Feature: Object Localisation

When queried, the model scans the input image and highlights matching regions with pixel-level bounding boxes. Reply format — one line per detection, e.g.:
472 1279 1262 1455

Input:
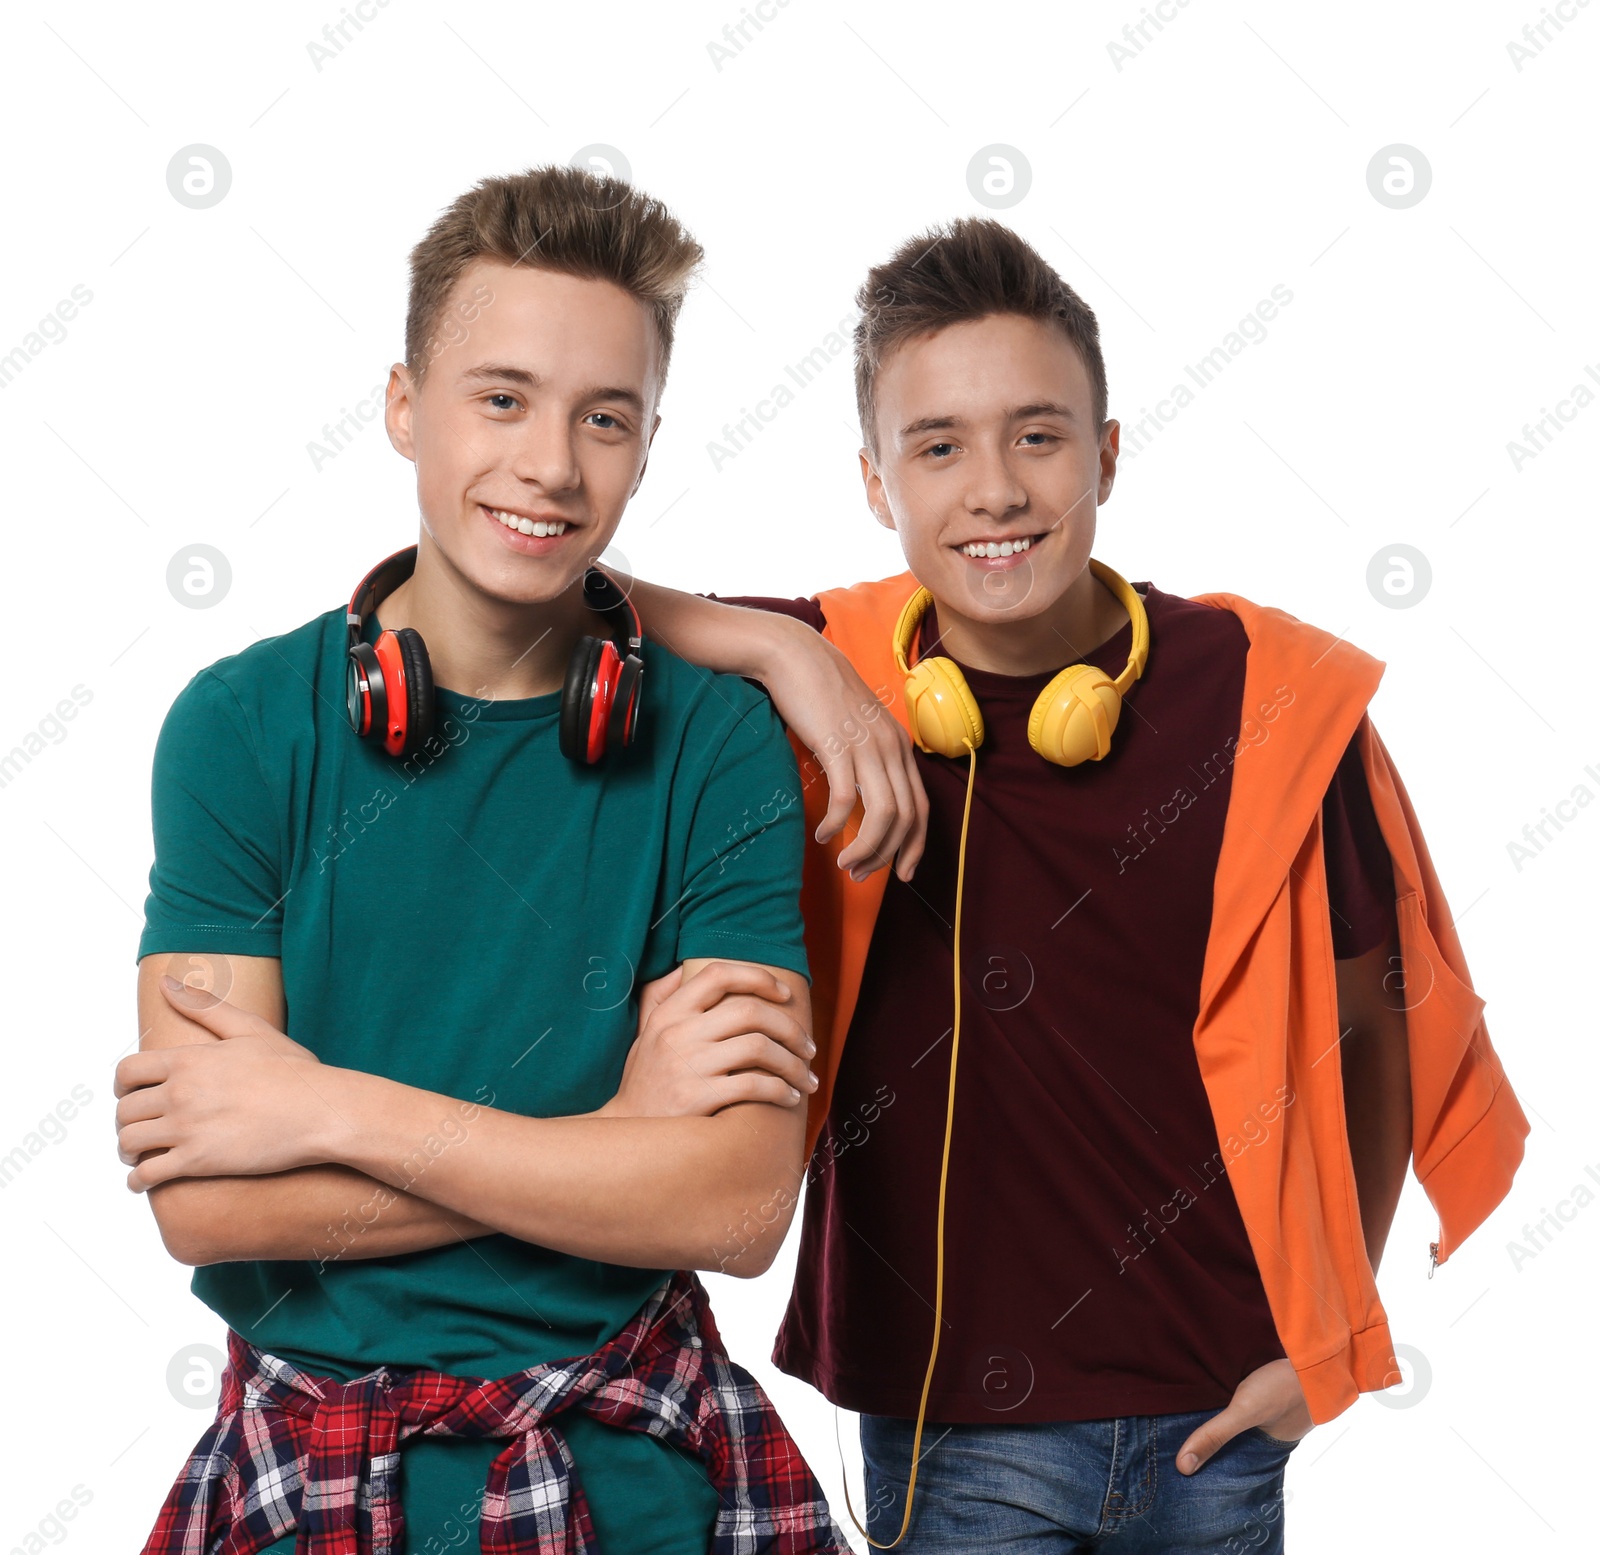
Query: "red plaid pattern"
140 1270 846 1554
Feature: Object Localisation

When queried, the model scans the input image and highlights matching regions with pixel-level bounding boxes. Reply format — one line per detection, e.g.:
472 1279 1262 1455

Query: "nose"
961 439 1028 522
507 409 581 495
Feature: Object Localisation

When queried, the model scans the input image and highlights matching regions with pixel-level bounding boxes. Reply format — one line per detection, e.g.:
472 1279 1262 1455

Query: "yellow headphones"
844 556 1152 1550
891 556 1151 766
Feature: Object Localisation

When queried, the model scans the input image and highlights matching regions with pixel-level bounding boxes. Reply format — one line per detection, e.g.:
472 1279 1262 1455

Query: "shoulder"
642 637 794 764
1142 581 1250 659
160 609 342 741
1174 581 1384 682
811 571 918 619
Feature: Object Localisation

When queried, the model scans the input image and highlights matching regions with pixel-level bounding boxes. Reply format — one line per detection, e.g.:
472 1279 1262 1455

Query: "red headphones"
344 545 644 764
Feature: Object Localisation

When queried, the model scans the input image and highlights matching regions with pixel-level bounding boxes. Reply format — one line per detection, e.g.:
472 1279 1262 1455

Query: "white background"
1 1 1595 1549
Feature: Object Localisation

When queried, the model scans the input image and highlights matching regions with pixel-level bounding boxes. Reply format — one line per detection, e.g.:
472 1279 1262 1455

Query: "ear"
385 364 417 462
859 448 896 532
1097 417 1121 505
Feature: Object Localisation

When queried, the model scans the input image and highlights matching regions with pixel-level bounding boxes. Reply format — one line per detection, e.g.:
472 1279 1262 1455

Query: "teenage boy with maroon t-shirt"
624 219 1527 1551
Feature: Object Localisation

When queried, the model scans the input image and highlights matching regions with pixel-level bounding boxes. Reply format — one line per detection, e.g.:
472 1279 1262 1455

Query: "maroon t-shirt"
715 583 1396 1422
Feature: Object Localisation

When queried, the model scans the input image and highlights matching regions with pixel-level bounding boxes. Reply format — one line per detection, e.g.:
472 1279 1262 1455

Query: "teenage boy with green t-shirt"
620 219 1526 1552
116 167 860 1554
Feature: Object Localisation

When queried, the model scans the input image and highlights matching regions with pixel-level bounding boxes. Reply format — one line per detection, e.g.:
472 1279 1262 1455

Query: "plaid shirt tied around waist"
140 1269 847 1555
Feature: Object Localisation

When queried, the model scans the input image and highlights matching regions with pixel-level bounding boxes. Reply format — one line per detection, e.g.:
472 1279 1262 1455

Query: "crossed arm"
121 950 815 1278
119 592 928 1277
121 593 1415 1468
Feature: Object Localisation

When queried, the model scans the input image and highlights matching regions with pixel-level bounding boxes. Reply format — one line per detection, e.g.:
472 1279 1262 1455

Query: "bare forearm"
1331 927 1408 1267
1337 934 1413 1273
621 577 799 682
1343 1029 1412 1272
150 1164 496 1267
325 1068 802 1276
130 958 809 1276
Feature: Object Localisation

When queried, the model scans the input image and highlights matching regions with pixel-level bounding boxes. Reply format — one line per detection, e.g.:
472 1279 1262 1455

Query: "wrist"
316 1067 428 1183
745 608 811 686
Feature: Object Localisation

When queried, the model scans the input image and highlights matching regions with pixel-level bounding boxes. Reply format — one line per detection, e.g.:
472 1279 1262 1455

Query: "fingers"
838 746 910 881
707 1032 816 1096
115 1086 166 1128
706 993 814 1056
633 966 684 1026
127 1149 188 1194
662 993 814 1062
836 759 894 880
820 720 927 881
639 988 818 1106
113 1050 169 1099
706 1073 806 1110
672 961 793 1015
159 976 260 1039
894 747 931 880
813 749 860 847
776 631 925 873
116 1117 175 1168
641 966 684 1000
877 747 918 873
1176 1407 1248 1474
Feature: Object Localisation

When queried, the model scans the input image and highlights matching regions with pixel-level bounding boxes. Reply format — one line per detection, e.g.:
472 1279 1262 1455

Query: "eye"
486 393 518 412
923 441 957 460
587 411 621 430
1019 431 1055 447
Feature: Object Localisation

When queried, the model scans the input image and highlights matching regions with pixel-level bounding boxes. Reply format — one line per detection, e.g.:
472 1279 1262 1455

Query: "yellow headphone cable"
836 559 1148 1545
838 737 977 1550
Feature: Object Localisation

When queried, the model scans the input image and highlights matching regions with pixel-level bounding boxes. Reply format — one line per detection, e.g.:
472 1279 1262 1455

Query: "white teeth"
490 507 567 537
960 534 1033 558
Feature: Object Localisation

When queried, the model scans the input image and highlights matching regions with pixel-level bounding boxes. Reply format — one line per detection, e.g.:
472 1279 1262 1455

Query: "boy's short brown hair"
405 165 704 388
853 218 1108 458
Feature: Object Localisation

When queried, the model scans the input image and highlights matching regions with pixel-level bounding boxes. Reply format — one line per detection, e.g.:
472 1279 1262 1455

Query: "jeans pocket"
1245 1425 1305 1451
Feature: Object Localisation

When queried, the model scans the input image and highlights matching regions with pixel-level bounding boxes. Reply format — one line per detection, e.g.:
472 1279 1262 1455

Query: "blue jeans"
859 1410 1302 1553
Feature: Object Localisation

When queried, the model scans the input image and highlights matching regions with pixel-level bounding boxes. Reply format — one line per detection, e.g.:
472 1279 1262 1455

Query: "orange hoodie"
785 572 1529 1424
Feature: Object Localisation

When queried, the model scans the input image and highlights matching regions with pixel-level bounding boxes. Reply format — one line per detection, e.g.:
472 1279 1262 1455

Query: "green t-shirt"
138 602 810 1554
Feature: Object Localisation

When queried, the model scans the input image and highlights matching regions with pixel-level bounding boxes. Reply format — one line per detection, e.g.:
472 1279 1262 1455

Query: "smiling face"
862 311 1119 632
385 258 661 608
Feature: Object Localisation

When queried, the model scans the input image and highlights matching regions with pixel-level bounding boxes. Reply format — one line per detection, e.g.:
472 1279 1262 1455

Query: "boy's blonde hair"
405 165 704 386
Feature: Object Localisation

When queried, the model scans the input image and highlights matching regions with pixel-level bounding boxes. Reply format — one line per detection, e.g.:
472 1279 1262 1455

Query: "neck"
373 537 591 701
928 563 1130 677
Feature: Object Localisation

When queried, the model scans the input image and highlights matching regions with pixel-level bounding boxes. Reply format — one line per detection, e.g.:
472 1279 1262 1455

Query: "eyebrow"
456 364 646 411
458 363 538 388
898 415 959 438
898 401 1078 439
